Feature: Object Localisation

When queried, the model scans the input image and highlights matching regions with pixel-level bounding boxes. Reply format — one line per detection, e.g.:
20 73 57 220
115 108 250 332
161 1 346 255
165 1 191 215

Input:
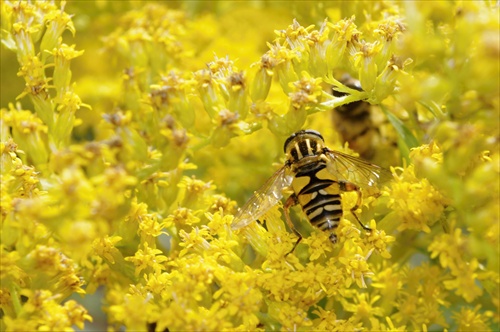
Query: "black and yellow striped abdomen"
291 162 343 237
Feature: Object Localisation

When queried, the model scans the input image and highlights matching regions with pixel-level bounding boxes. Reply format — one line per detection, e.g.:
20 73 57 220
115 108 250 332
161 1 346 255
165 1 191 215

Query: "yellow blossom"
339 246 375 289
364 219 395 259
343 292 384 327
3 289 91 331
107 286 157 331
125 242 168 276
385 165 448 233
250 54 275 101
453 305 494 331
429 229 484 303
92 235 123 265
268 301 313 330
302 231 333 261
0 247 28 288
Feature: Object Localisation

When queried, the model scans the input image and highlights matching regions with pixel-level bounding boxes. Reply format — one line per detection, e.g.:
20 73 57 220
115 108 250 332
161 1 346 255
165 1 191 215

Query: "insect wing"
325 149 392 196
232 166 292 230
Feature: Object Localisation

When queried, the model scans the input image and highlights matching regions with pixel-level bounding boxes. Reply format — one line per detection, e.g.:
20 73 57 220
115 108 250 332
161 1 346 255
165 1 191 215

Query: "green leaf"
380 104 419 163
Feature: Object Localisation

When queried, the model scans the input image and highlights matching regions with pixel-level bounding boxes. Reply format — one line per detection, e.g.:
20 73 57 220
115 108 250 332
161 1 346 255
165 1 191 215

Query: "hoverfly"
331 75 390 160
232 129 391 253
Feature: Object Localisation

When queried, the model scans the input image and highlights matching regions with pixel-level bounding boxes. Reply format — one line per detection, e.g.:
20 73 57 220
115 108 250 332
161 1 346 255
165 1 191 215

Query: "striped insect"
330 74 396 161
232 129 391 253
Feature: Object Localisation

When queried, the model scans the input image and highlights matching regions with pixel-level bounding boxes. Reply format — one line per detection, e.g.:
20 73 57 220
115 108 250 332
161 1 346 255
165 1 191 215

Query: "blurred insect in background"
331 74 395 161
232 129 391 254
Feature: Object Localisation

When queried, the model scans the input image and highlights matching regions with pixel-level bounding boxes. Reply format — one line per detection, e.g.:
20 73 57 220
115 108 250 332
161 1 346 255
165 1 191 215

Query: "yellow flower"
390 263 450 328
137 212 168 241
206 194 237 215
212 268 262 326
289 72 324 109
63 300 94 330
266 42 299 95
250 54 275 102
302 231 333 261
364 219 395 259
3 289 91 331
410 141 443 164
1 105 49 168
144 272 171 300
40 2 76 59
165 207 201 229
125 242 168 276
0 246 28 288
20 245 85 298
385 165 448 233
268 301 313 330
443 260 483 303
326 16 359 71
92 235 123 265
343 292 384 326
49 44 85 100
338 247 374 289
178 227 211 257
107 286 157 331
453 305 494 331
177 175 215 208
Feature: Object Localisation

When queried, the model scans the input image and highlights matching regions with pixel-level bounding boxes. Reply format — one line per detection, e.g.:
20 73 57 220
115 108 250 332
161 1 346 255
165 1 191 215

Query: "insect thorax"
284 131 326 167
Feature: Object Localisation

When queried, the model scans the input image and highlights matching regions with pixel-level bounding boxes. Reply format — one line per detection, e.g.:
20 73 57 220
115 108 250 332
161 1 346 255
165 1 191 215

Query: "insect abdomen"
293 164 343 233
303 190 343 231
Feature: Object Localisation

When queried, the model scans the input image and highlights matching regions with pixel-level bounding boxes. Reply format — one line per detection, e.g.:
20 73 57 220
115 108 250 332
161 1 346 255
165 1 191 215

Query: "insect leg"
339 181 372 232
284 194 302 255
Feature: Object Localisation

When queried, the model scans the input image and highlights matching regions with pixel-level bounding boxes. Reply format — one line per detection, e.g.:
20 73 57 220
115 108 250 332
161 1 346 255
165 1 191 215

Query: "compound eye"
284 132 298 152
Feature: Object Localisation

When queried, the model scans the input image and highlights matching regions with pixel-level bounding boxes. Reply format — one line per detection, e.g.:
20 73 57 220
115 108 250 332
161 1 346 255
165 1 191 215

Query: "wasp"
232 129 391 253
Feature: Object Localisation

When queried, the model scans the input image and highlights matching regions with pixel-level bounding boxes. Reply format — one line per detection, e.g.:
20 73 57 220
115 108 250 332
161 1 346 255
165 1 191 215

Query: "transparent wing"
325 149 392 197
232 166 292 230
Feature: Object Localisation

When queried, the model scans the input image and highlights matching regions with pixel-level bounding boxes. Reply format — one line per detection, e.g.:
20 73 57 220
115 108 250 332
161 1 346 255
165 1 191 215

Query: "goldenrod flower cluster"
1 1 498 331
